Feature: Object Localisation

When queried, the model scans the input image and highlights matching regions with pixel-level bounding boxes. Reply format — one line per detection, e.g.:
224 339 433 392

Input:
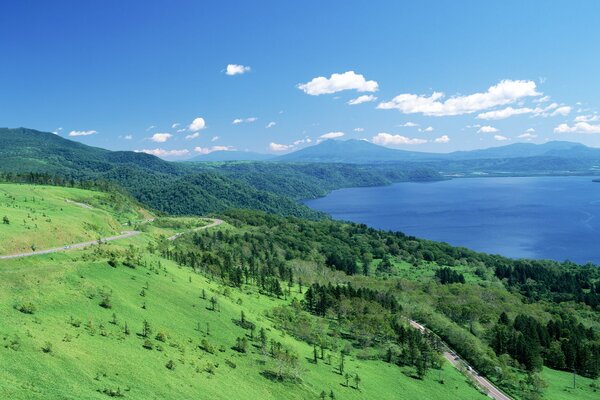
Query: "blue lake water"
304 176 600 264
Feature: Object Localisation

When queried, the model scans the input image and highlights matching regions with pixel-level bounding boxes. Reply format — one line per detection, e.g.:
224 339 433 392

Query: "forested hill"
0 128 441 218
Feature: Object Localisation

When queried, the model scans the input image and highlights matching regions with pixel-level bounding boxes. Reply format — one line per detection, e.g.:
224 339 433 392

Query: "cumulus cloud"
298 71 379 95
269 142 293 152
188 117 206 132
372 133 427 146
494 135 509 141
69 130 97 137
185 132 200 140
150 133 172 143
434 135 450 143
136 148 190 157
377 79 540 117
225 64 251 76
477 126 499 133
266 121 276 128
347 94 377 105
554 122 600 134
320 131 345 139
194 146 234 154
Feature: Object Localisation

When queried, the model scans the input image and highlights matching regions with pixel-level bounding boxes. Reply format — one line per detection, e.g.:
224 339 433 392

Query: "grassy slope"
0 185 597 399
0 184 148 255
0 185 485 400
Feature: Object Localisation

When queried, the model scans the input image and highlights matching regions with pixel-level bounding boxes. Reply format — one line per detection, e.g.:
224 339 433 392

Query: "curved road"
409 320 511 400
0 218 223 261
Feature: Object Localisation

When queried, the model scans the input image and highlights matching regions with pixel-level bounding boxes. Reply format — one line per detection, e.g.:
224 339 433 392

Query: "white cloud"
188 117 206 132
293 138 312 146
494 135 509 141
298 71 379 95
52 127 63 135
421 126 434 132
177 128 187 133
534 95 550 103
150 133 172 143
136 148 190 157
353 127 365 132
194 146 234 154
434 135 450 143
320 131 345 139
211 136 220 142
518 132 537 139
69 130 97 137
171 123 180 129
225 64 251 76
477 106 535 120
575 114 599 122
372 133 427 146
551 106 571 117
185 132 200 140
347 94 377 105
266 121 276 128
269 142 293 152
477 102 570 120
400 122 420 127
477 125 499 133
123 135 133 140
233 117 257 125
377 79 540 117
146 125 155 131
554 122 600 134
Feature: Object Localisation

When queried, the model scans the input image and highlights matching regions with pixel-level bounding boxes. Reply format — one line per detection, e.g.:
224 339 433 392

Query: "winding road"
0 218 223 261
409 320 511 400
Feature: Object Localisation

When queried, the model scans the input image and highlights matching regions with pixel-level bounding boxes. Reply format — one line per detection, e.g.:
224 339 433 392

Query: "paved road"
0 218 223 261
167 218 223 240
0 231 141 260
409 320 511 400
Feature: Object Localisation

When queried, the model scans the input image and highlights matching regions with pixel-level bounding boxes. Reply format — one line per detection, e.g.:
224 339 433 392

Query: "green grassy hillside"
0 184 148 255
1 184 598 400
0 185 486 400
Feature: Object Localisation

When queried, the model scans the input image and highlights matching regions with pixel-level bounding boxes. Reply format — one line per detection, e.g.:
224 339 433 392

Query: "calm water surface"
305 176 600 264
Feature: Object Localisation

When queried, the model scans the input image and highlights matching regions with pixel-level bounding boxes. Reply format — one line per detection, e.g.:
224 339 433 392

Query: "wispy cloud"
347 94 377 105
233 117 258 125
69 130 97 137
136 148 189 157
319 131 345 139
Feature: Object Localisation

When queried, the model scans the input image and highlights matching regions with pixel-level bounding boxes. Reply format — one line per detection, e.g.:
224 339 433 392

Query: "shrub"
16 301 36 314
165 360 175 370
41 341 53 353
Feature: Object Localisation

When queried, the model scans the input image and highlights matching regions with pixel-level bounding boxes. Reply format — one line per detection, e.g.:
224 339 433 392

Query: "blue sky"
2 0 600 159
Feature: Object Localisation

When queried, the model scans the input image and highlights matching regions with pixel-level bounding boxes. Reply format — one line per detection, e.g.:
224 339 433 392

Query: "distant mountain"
187 150 273 162
275 139 437 163
275 139 600 164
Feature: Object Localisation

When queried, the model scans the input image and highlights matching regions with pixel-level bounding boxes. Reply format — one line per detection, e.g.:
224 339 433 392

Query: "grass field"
1 184 597 400
0 184 148 255
542 368 600 400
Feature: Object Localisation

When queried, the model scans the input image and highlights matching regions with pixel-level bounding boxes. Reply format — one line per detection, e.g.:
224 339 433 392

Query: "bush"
41 341 53 353
142 339 154 350
165 360 175 370
16 301 36 314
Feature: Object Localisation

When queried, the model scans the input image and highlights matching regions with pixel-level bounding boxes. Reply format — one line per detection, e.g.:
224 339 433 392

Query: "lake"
304 176 600 264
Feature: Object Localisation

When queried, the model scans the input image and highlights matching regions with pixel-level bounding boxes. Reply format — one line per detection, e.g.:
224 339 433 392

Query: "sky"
2 0 600 159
